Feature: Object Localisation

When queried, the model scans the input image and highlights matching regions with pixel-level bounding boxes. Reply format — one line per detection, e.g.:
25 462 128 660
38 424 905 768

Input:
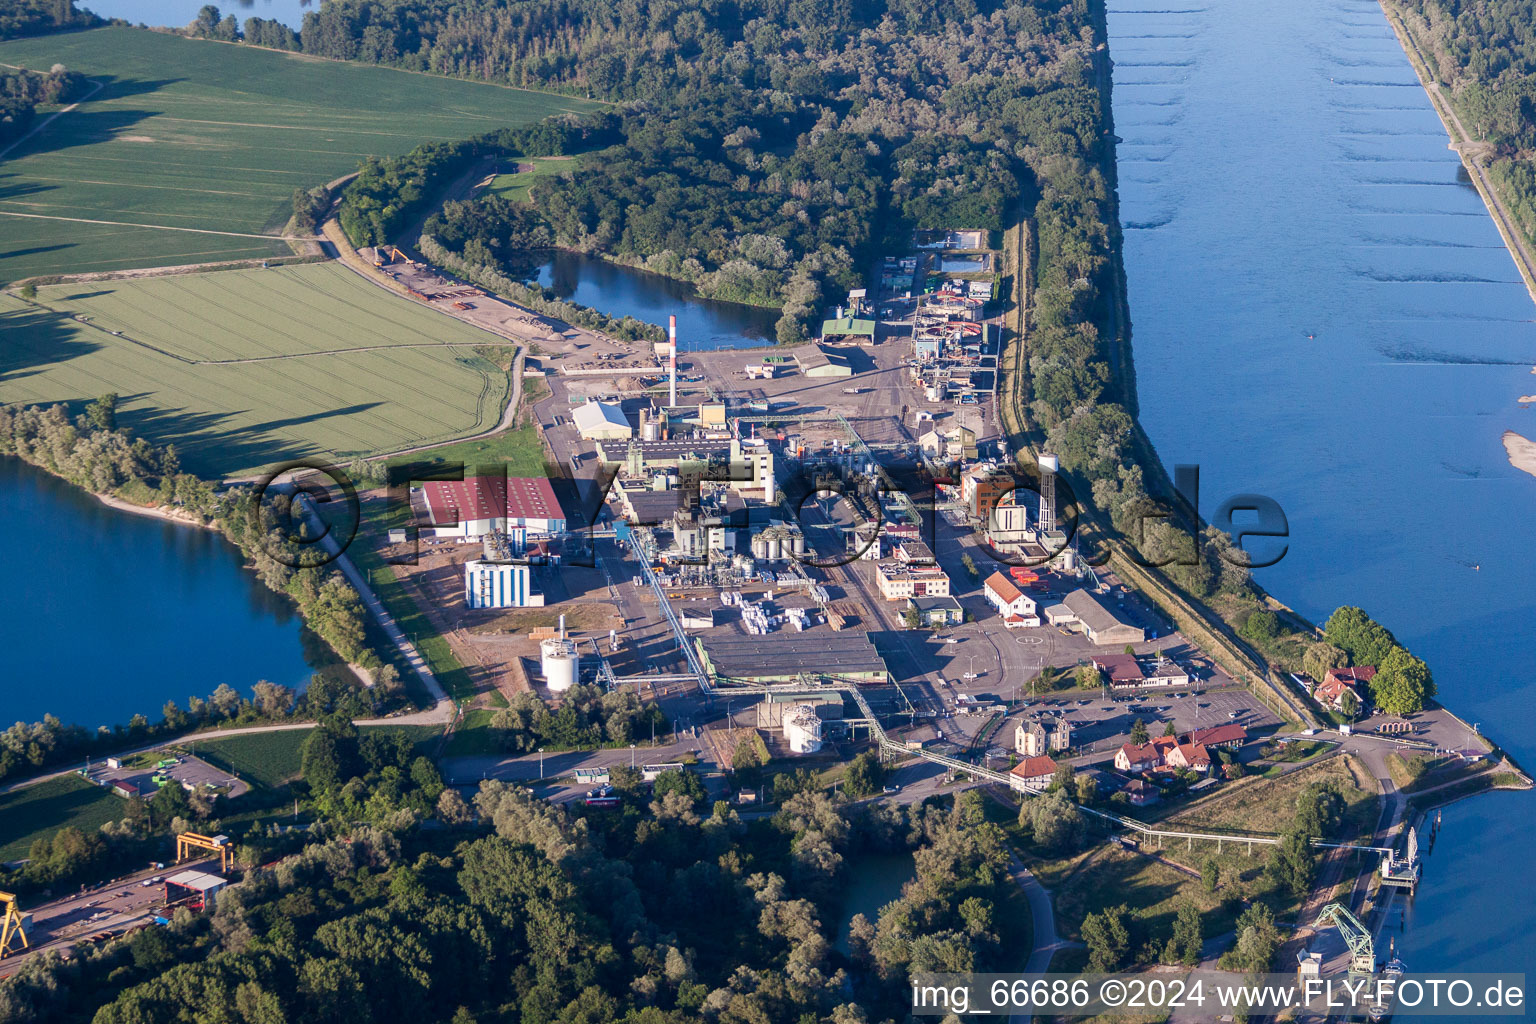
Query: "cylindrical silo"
541 637 579 693
782 705 823 754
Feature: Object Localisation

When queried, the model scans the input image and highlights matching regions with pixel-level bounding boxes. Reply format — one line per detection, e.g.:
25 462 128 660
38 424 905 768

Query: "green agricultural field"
189 729 314 789
0 773 124 863
0 27 599 282
1 263 515 476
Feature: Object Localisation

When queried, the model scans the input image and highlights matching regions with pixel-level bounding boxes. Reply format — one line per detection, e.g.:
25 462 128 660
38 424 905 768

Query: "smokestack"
669 314 678 408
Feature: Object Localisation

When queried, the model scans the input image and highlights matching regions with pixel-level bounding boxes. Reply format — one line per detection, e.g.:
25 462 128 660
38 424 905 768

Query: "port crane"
176 831 234 873
1314 902 1375 976
0 890 28 959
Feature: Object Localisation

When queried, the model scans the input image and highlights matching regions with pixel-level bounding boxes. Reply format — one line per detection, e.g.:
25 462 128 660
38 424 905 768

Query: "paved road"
294 492 454 716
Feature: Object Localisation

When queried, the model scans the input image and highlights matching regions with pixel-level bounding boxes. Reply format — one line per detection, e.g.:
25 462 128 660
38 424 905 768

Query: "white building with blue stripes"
464 560 543 609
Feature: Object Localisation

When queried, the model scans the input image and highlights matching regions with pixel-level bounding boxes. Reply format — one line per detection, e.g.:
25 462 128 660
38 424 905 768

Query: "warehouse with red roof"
418 475 567 538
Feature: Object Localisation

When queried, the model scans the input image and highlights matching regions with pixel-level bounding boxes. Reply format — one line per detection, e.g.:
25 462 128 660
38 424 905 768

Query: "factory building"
697 634 889 686
595 437 734 468
819 317 877 344
796 345 855 378
464 560 542 609
1058 589 1146 646
876 559 951 601
572 401 632 440
420 476 566 539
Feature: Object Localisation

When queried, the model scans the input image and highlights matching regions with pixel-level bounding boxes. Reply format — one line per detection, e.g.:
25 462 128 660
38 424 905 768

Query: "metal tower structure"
1315 903 1376 976
1038 452 1059 532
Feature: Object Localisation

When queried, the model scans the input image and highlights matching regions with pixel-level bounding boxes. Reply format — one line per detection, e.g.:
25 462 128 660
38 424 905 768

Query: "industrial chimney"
669 314 678 408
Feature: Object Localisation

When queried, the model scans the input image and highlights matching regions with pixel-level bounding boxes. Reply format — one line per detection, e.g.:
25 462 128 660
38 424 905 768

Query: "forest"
235 0 1104 343
1390 0 1536 248
0 781 1053 1024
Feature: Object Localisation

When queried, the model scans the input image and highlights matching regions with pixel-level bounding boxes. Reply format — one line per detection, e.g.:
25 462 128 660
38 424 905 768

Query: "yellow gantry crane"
176 832 233 873
0 890 29 959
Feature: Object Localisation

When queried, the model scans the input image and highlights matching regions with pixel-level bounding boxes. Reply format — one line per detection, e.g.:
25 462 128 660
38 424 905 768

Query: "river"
0 458 319 730
1106 0 1536 981
533 250 781 351
82 0 315 30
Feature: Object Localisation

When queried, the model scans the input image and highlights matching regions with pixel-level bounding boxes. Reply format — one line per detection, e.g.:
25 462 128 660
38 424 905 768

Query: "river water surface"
0 458 318 729
1107 0 1536 979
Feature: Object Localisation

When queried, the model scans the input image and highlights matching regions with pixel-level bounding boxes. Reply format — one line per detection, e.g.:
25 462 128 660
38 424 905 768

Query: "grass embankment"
0 774 124 863
190 725 447 789
5 265 516 476
188 731 313 789
0 27 597 283
386 420 546 476
478 157 581 204
1385 752 1486 794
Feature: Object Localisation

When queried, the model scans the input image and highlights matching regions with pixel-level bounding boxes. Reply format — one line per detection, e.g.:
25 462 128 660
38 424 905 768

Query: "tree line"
1391 0 1536 248
0 0 97 42
0 64 90 146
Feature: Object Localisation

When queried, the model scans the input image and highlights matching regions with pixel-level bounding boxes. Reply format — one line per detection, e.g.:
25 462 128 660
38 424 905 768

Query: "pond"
0 458 321 729
532 250 781 351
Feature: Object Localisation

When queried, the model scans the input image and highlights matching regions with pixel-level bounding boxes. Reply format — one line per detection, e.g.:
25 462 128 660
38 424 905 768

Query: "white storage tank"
765 536 782 560
541 639 579 692
751 533 769 560
790 532 806 556
782 705 823 754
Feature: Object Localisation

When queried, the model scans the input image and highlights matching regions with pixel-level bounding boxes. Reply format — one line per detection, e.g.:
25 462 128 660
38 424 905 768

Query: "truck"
842 387 864 395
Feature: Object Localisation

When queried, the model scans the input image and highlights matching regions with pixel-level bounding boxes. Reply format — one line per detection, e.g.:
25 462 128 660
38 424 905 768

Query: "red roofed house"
420 476 567 539
1166 742 1212 772
1185 724 1247 751
983 572 1039 628
1009 755 1059 793
1092 653 1144 689
1123 779 1159 807
1114 742 1160 773
1317 666 1376 713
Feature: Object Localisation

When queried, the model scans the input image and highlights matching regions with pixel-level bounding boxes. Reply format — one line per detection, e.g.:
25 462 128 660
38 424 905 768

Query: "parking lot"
90 753 247 801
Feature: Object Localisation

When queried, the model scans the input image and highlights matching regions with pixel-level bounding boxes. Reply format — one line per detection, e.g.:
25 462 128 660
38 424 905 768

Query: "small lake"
835 851 914 953
533 250 780 351
83 0 315 30
0 458 320 729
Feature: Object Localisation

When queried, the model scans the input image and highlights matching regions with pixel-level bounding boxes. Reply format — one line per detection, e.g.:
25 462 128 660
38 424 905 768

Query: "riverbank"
1380 0 1536 307
94 490 217 531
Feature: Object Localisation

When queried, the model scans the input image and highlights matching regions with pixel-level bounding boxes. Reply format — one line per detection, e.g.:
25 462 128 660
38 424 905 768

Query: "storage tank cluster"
782 705 824 755
540 614 580 693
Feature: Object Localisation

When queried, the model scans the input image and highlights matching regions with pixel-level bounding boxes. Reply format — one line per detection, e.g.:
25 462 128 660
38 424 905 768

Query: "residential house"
1015 719 1048 757
1009 755 1059 793
1317 666 1376 714
1050 717 1072 752
1114 742 1162 773
1123 779 1160 807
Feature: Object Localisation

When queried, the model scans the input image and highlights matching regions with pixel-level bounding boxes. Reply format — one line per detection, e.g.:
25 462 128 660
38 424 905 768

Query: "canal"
0 458 319 729
1107 0 1536 978
533 250 781 351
